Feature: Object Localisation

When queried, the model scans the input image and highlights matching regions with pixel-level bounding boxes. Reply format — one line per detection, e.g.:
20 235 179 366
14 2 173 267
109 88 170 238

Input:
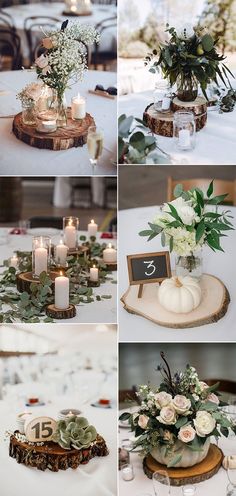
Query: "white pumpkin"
151 438 210 468
158 276 201 314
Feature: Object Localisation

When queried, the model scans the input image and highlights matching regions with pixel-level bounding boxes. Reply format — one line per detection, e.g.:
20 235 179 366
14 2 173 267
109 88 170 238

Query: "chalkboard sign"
127 251 171 290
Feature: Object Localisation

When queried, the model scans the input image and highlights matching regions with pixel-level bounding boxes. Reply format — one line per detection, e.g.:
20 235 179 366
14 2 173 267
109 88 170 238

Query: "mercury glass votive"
63 217 79 250
173 110 196 151
32 236 51 278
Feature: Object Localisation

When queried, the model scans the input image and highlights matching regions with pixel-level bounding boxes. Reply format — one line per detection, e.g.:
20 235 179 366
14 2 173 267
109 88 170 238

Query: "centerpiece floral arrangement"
145 23 234 102
139 180 234 277
120 353 236 468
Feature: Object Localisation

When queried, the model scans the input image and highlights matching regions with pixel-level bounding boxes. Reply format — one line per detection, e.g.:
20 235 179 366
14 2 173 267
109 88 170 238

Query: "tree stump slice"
46 303 76 320
16 271 59 294
172 96 207 115
143 444 223 486
9 433 108 472
12 110 95 151
121 274 230 329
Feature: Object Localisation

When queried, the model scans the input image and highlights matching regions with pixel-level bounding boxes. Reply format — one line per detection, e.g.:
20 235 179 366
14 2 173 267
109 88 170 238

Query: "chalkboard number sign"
127 251 171 298
25 416 57 443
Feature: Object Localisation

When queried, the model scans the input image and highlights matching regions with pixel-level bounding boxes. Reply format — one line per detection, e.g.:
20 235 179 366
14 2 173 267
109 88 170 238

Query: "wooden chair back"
0 28 21 70
24 16 60 65
167 177 236 205
204 379 236 395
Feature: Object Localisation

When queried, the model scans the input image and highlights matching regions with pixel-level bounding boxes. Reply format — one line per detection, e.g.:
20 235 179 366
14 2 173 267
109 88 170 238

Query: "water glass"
152 470 170 495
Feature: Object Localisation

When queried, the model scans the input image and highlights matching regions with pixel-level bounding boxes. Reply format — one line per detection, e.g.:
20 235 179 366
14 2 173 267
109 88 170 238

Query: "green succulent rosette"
53 416 97 450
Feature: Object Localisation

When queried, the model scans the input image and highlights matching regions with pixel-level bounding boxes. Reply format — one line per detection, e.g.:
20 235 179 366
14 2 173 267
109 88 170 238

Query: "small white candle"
64 220 77 249
179 128 191 148
41 120 57 131
55 240 68 266
122 465 134 481
88 219 98 237
103 243 117 263
10 255 18 268
90 265 98 282
55 272 69 310
35 244 48 276
161 96 171 110
71 95 86 120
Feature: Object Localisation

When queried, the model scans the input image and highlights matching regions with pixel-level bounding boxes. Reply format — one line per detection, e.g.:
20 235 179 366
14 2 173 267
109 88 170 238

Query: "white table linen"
119 88 236 165
0 229 117 323
0 70 117 175
119 205 236 342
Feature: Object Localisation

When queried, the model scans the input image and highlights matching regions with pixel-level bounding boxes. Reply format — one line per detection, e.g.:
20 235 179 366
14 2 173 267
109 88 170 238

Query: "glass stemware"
152 469 170 496
87 125 104 168
228 466 236 488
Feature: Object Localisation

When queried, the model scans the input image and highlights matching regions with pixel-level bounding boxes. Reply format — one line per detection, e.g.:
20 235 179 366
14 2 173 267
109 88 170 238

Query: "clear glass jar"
176 72 198 102
173 111 196 151
56 92 68 128
22 103 36 126
36 109 57 133
175 250 202 279
153 80 171 112
32 236 51 278
63 216 79 250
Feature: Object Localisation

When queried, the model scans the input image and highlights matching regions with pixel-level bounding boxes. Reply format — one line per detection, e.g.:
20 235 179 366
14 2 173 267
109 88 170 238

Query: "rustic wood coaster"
143 444 223 486
16 271 59 294
121 274 230 329
46 304 76 320
9 432 108 472
87 280 101 287
104 262 117 271
12 109 95 151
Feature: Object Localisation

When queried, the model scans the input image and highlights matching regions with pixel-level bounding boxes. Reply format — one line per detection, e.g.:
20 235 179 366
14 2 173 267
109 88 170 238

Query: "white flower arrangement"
16 82 44 107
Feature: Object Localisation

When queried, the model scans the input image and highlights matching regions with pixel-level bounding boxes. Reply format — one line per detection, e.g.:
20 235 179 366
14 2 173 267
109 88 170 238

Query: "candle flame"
108 243 112 248
93 265 96 268
68 218 73 226
91 219 94 224
60 239 63 245
60 271 63 276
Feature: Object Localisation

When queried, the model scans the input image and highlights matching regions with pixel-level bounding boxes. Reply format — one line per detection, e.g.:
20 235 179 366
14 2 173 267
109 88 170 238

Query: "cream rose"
194 411 216 437
199 381 208 392
172 395 191 415
178 425 196 443
35 54 49 69
207 393 220 405
138 414 149 429
155 391 172 409
157 406 177 425
163 197 197 226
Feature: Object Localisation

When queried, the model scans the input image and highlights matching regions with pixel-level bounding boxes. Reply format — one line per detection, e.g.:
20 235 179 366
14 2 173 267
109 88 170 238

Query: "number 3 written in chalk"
143 260 156 277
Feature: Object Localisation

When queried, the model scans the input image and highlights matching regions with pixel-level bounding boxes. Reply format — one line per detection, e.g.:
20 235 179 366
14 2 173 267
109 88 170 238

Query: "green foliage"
53 416 97 450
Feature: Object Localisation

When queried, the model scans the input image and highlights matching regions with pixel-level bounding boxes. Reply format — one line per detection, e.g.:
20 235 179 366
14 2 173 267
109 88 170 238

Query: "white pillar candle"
71 95 86 120
55 273 69 310
10 255 18 268
35 245 48 276
179 128 191 148
64 222 77 249
90 265 98 281
88 219 98 237
103 243 117 263
161 96 171 110
55 240 68 266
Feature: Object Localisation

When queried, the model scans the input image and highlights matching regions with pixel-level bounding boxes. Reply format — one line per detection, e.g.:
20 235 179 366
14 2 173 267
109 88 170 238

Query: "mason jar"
173 111 196 151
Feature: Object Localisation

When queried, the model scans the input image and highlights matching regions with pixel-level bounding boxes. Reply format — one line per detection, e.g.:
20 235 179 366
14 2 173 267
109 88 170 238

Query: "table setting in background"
0 218 117 323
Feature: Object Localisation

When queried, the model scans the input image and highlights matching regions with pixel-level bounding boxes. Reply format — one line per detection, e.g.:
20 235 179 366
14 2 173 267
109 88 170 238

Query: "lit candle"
55 272 69 310
179 129 191 148
103 243 117 263
121 464 134 481
55 240 68 266
10 255 18 268
35 240 48 276
71 95 86 120
64 219 77 249
90 265 98 282
161 96 171 110
41 120 57 132
88 219 98 237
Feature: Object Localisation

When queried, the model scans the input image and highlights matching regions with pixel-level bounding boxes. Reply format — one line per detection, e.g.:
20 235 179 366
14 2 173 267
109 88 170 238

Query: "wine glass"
152 470 170 496
87 125 104 168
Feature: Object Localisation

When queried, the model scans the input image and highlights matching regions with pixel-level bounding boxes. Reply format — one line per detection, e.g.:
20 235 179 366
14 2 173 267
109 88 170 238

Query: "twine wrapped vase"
151 438 210 468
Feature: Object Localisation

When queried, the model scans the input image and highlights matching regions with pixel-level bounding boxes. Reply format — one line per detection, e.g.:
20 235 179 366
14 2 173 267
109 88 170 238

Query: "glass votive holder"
121 463 135 481
182 485 196 496
36 110 57 133
173 110 196 151
63 216 79 250
153 80 171 112
32 236 51 278
227 483 236 496
71 95 86 120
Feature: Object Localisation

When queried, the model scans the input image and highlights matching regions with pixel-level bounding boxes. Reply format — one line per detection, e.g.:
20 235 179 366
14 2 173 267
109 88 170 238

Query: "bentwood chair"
90 15 117 70
203 379 236 395
0 9 16 31
29 216 63 230
0 28 21 70
167 177 236 205
24 16 60 66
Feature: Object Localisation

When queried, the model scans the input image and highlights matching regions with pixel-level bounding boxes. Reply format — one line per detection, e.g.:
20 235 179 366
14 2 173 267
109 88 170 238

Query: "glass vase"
175 250 203 279
57 92 68 128
22 103 36 126
176 72 198 102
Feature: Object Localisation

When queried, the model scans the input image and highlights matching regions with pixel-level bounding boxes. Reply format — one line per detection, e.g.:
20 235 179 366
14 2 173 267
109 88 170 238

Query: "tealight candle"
35 243 48 276
64 219 77 249
121 463 134 481
71 95 86 120
55 272 69 310
103 243 117 263
182 485 196 496
88 219 98 237
55 240 68 266
178 128 191 148
36 111 57 133
90 265 98 282
10 255 18 268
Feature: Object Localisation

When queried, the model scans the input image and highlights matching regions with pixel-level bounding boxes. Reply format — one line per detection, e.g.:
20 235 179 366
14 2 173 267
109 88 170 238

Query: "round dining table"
0 228 117 323
119 205 236 342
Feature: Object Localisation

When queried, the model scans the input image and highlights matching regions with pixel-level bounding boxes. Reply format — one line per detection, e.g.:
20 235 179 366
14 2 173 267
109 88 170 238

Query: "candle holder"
87 279 100 288
58 409 82 420
63 216 79 250
16 271 59 294
32 236 51 279
173 111 196 151
71 95 86 121
103 261 117 272
36 110 57 134
54 240 68 268
121 463 135 481
46 303 76 320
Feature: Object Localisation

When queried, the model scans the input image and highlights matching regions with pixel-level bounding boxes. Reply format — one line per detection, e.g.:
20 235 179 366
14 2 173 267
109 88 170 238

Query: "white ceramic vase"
151 438 210 468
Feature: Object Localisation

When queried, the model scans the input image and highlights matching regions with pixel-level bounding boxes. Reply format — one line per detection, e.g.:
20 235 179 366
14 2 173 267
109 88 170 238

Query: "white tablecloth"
0 229 117 323
119 89 236 165
0 70 117 175
119 205 236 342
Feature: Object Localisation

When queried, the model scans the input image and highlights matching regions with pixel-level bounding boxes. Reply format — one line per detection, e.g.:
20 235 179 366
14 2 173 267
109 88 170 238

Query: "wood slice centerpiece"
16 271 59 294
143 444 223 486
46 303 76 320
143 96 207 137
121 274 230 329
12 109 95 151
9 433 108 472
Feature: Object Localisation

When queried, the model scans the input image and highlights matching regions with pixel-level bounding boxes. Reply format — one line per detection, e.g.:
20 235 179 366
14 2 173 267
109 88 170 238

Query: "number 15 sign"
127 251 171 298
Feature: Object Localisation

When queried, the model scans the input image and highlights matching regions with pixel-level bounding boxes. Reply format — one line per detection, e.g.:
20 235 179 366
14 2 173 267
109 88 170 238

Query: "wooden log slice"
12 110 95 151
9 433 108 472
16 271 59 294
172 96 207 116
121 274 230 329
143 102 207 137
143 444 223 486
46 303 76 320
104 262 117 272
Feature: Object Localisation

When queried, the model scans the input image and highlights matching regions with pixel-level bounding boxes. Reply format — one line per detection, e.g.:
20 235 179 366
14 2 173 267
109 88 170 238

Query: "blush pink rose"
42 37 53 49
138 414 149 429
178 425 196 443
35 54 49 69
207 393 220 405
155 391 172 409
172 395 191 415
157 406 177 425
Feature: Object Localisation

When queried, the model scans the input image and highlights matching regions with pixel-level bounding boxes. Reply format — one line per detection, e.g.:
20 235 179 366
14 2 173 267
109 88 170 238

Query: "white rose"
163 197 197 226
207 393 220 405
35 54 49 69
194 411 216 437
175 23 195 40
155 391 172 409
178 425 196 443
138 414 149 429
157 406 177 425
199 381 208 392
172 395 191 415
193 394 199 401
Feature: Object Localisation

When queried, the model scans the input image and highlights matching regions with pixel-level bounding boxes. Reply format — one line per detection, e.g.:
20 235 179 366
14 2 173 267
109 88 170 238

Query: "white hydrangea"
166 227 204 256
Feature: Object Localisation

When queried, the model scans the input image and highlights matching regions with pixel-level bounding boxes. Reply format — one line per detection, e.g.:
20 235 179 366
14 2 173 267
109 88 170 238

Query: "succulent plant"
53 416 97 450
